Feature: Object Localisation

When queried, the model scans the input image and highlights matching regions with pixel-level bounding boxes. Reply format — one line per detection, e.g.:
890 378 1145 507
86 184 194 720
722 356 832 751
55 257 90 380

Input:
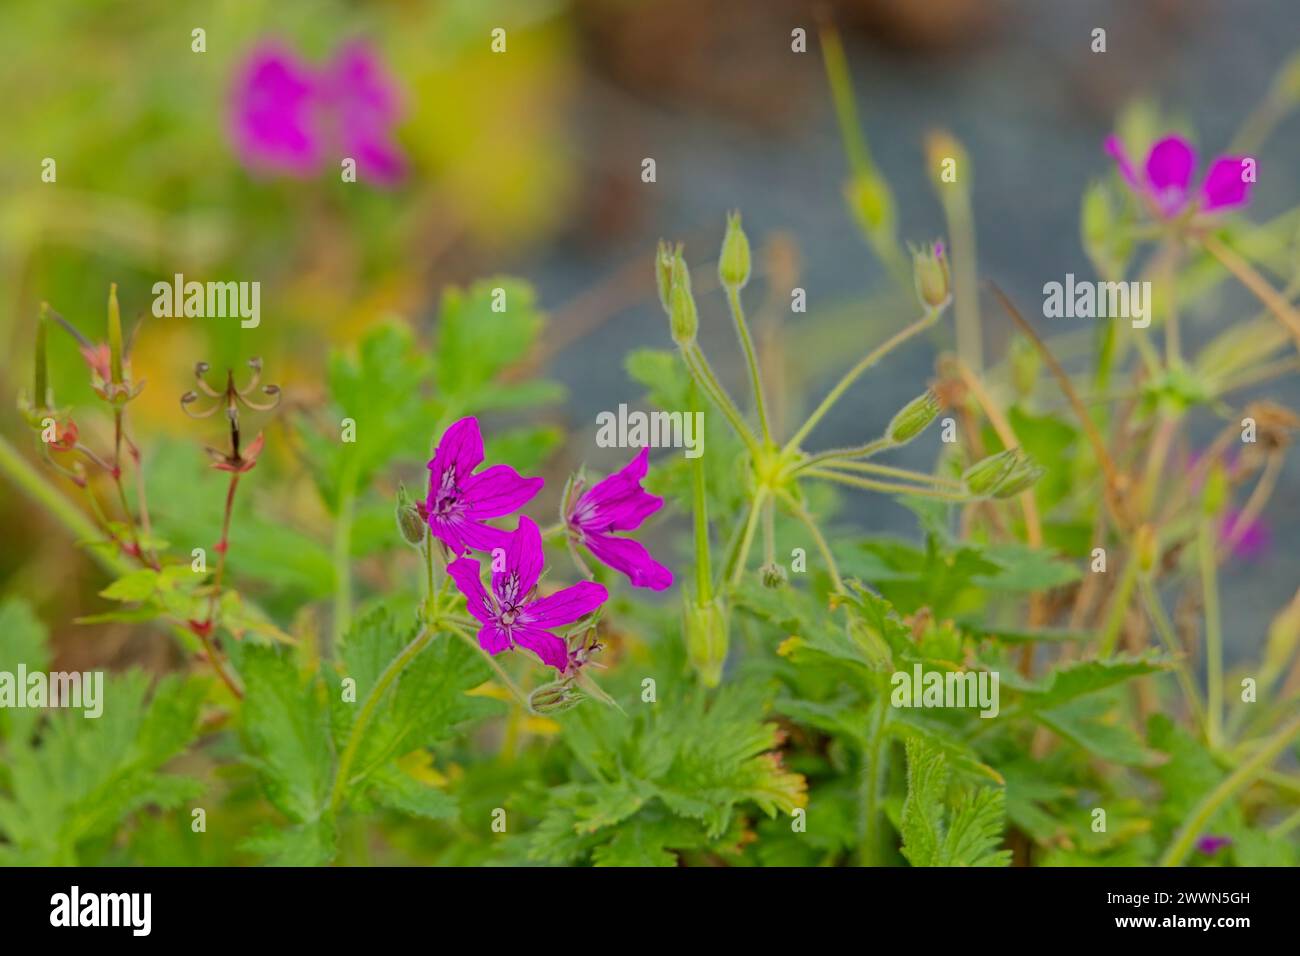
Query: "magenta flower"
1195 834 1232 856
447 517 609 671
1219 507 1271 561
1105 134 1251 218
230 40 406 185
425 417 543 555
565 448 672 591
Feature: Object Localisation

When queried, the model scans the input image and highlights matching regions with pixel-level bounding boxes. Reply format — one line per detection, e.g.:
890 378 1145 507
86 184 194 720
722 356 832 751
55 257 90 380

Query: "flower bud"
760 562 787 589
684 597 728 687
911 240 951 310
989 454 1044 499
655 240 676 314
845 170 894 235
962 448 1020 496
669 251 698 346
887 390 941 444
528 679 584 714
395 483 426 547
718 211 752 290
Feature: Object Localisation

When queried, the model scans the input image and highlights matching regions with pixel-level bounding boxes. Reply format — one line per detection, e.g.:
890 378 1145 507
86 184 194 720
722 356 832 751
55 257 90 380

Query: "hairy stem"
726 285 772 445
1199 517 1224 749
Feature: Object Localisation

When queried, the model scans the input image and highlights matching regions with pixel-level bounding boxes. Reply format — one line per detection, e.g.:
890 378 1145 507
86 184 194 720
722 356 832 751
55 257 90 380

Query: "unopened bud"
669 251 698 346
760 562 787 589
845 170 895 236
684 598 728 687
718 211 752 290
990 454 1044 498
395 483 426 547
528 679 584 714
911 240 951 310
655 240 676 314
887 390 941 444
962 448 1020 496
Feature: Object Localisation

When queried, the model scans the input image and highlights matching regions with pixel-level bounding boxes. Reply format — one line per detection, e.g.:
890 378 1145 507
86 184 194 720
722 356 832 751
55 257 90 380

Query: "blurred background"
1 0 1296 670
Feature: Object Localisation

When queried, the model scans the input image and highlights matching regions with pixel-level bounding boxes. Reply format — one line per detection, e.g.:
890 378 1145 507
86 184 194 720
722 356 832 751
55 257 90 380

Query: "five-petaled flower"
447 517 609 671
565 448 673 591
1105 133 1252 219
230 40 406 185
425 417 543 555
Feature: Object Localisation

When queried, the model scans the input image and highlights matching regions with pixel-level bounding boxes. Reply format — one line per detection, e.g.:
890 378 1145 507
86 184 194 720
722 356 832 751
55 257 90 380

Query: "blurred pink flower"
230 40 406 185
565 448 673 591
1219 507 1270 561
1105 134 1251 218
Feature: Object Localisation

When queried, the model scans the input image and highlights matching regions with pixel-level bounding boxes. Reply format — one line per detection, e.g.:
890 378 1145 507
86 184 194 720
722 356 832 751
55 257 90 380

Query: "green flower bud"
845 170 895 235
669 251 698 346
655 240 676 314
911 240 951 310
718 211 752 290
528 679 584 714
989 455 1044 499
962 448 1020 496
760 562 787 589
887 390 941 444
395 483 427 547
684 597 728 687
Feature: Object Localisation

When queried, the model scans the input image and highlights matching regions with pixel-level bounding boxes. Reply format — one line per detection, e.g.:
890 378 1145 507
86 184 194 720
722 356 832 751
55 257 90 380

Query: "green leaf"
900 737 1010 867
1006 657 1168 710
0 599 49 742
240 819 337 867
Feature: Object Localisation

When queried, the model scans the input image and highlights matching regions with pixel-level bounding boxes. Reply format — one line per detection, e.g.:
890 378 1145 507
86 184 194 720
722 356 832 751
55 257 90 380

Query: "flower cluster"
230 40 406 185
425 417 672 672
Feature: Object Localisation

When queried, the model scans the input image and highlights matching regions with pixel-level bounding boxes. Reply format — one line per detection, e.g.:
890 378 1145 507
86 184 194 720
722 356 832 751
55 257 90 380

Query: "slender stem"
761 496 776 568
807 467 970 501
681 345 762 458
1270 805 1300 840
330 627 433 812
1219 451 1281 562
778 490 843 592
202 472 241 629
1160 712 1300 866
815 459 963 491
786 306 943 452
446 621 532 709
1138 578 1205 730
795 437 893 473
726 488 769 589
859 695 890 866
1098 554 1139 658
333 465 357 646
690 382 713 601
1199 517 1224 749
726 285 772 445
1200 233 1300 351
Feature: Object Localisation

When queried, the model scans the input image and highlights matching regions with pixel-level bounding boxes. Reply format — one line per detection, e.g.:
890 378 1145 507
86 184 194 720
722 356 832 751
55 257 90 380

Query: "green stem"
333 465 357 646
807 467 970 501
0 433 112 560
1199 517 1224 749
1160 712 1300 866
727 488 769 589
796 437 893 472
690 383 713 601
778 490 843 592
446 621 532 709
725 285 772 445
330 626 433 813
1098 554 1140 658
1138 578 1205 730
859 695 890 866
813 458 963 490
786 306 944 452
682 344 762 458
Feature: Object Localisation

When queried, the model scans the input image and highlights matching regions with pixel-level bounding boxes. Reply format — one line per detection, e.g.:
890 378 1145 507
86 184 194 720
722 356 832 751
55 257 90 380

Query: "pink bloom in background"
230 40 406 184
448 517 609 671
1105 133 1251 218
1219 507 1271 561
566 448 673 591
1195 834 1232 856
425 417 543 555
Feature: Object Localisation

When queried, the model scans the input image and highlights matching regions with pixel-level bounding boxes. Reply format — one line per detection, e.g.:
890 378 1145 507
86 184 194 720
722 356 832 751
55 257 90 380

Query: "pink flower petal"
446 557 494 623
1104 135 1142 192
477 622 511 656
1145 135 1196 216
230 44 323 176
461 465 545 519
429 417 485 484
510 626 569 671
495 516 545 602
523 581 609 629
583 532 673 591
1200 156 1253 212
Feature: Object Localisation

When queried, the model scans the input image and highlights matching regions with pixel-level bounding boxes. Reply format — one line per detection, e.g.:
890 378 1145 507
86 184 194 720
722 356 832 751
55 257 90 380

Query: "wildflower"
425 416 543 555
1219 508 1271 561
564 448 673 591
1195 834 1232 856
446 517 608 671
1104 133 1252 218
230 40 406 184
